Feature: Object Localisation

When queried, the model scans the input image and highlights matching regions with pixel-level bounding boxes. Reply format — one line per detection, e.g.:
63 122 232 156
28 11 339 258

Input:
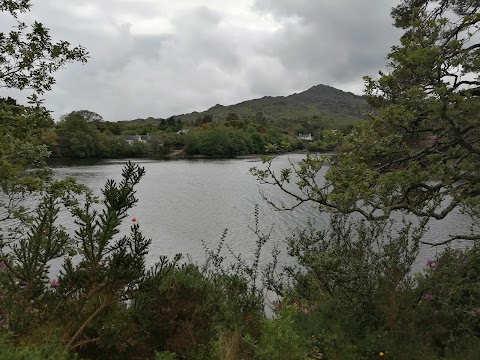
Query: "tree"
56 111 103 158
0 96 54 232
252 0 480 245
0 0 88 93
65 110 103 123
0 1 88 241
226 112 240 121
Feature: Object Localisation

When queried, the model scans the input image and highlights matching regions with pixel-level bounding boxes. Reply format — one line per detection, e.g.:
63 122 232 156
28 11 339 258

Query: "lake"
52 153 475 272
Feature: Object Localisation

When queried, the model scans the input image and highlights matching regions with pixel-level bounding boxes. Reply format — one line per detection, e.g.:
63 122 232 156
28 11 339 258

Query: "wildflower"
50 279 60 287
0 262 6 270
301 308 309 314
379 351 384 356
422 294 434 302
426 259 437 270
309 304 317 311
132 217 137 222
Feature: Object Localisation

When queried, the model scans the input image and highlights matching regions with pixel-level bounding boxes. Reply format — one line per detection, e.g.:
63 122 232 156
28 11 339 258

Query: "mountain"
122 84 370 128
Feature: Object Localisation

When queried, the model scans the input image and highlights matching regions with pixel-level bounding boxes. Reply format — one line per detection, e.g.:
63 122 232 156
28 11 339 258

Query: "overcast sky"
0 0 403 121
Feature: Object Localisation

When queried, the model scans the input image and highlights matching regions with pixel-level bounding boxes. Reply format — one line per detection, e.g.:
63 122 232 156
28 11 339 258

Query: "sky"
0 0 403 121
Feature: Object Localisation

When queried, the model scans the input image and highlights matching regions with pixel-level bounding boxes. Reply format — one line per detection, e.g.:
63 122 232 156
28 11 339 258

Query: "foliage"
56 111 104 158
0 163 148 347
0 163 269 359
0 96 56 244
247 306 308 360
0 332 71 360
248 2 480 358
357 0 480 231
0 0 88 93
3 1 480 359
285 215 423 335
154 351 178 360
54 111 153 158
184 125 268 157
252 0 480 246
415 246 480 348
267 215 479 359
65 110 103 123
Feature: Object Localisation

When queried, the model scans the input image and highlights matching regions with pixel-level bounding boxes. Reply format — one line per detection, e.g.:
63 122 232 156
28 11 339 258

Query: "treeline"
34 108 331 159
49 110 181 158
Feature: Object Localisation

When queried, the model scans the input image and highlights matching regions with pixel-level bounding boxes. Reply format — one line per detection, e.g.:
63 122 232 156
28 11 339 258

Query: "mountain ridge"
121 83 369 126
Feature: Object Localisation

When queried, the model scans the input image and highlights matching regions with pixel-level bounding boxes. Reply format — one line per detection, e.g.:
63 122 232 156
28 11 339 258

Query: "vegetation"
43 85 361 159
252 0 480 244
0 0 87 93
1 0 479 359
110 85 367 157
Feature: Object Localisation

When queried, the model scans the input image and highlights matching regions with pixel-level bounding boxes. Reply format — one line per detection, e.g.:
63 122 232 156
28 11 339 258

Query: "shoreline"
47 150 312 163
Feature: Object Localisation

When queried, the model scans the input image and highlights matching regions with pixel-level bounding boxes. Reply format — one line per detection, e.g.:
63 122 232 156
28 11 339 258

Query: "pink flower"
50 279 60 287
132 217 137 222
422 294 434 302
0 262 6 270
309 304 317 311
301 308 309 314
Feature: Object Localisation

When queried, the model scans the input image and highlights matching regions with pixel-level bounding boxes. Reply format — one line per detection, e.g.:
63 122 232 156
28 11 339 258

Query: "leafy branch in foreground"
0 0 88 93
252 0 480 245
0 162 151 352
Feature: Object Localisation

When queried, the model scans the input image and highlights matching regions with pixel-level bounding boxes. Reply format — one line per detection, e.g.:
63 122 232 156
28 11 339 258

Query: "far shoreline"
47 149 317 164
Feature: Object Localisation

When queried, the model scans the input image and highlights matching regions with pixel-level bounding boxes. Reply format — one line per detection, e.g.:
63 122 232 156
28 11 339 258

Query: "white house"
297 133 313 141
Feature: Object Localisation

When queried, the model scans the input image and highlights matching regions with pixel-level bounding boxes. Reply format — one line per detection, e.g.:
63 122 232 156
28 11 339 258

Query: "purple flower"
309 304 317 312
301 308 309 314
0 262 6 270
50 279 60 287
426 259 437 270
423 294 434 302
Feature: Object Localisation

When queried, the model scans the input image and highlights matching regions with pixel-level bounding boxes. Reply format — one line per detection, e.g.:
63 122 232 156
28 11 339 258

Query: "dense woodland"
18 83 367 159
1 0 480 359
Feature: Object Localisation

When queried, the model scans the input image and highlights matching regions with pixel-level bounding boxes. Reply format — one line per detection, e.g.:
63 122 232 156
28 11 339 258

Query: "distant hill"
121 84 370 128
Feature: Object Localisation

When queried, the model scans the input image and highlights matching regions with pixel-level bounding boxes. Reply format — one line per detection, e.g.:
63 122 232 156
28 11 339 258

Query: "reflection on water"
51 154 476 273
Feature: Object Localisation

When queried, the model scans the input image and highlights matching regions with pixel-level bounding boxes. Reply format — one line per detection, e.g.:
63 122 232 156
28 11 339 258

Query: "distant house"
118 135 143 145
117 134 163 146
297 133 313 141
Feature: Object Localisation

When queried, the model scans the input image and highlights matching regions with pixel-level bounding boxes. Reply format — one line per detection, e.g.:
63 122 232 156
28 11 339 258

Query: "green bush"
0 332 71 360
251 306 309 360
414 246 480 353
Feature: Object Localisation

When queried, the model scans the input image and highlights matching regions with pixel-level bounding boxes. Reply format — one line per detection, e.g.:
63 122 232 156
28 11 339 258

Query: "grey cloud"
254 0 402 90
0 0 403 121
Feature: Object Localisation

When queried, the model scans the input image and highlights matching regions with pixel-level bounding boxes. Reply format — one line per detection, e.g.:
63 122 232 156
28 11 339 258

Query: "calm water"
52 154 475 272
